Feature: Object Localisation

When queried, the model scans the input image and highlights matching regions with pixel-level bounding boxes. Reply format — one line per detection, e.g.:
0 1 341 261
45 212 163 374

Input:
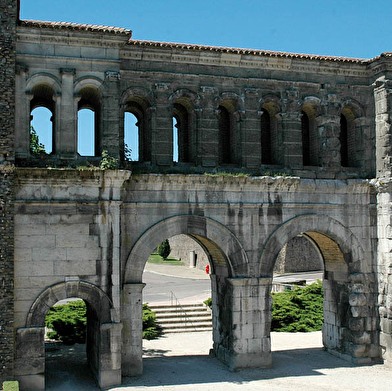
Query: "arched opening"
44 298 94 389
340 107 357 167
16 281 121 390
30 106 53 154
124 112 138 161
77 86 101 157
301 105 319 167
261 109 272 164
301 110 311 166
124 97 151 162
173 102 191 163
29 83 56 155
122 215 249 375
260 215 377 366
218 101 237 165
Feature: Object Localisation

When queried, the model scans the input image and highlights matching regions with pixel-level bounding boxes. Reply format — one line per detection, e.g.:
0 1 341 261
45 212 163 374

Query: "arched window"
29 83 55 155
124 98 150 162
173 102 190 163
340 106 358 167
301 110 311 166
30 106 53 154
124 112 138 161
77 86 101 156
218 101 238 165
260 110 271 164
340 114 349 167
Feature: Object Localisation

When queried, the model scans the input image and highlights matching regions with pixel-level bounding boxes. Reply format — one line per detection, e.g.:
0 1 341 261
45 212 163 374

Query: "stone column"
212 277 272 371
278 111 302 168
102 71 121 158
374 78 392 177
199 87 219 167
151 83 172 166
15 66 30 158
242 89 261 168
98 322 122 388
14 327 45 390
316 112 341 170
58 68 77 159
121 283 145 376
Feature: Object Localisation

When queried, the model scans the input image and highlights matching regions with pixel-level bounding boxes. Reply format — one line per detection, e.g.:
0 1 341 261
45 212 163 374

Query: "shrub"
100 150 119 170
271 280 323 332
203 298 212 309
143 303 161 340
45 300 87 345
157 239 171 259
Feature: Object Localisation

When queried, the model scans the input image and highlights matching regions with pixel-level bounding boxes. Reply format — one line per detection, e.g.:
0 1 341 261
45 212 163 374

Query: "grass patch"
147 253 185 265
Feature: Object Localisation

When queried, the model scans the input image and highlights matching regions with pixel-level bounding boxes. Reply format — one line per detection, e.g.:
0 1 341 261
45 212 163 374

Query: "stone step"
156 312 211 319
160 321 213 330
158 317 212 325
164 327 213 334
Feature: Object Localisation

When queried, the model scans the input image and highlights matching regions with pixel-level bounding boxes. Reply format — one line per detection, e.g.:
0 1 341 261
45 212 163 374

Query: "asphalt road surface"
142 271 211 304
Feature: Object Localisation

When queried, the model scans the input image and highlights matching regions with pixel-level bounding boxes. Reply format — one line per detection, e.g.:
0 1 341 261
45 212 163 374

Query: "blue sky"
22 1 391 158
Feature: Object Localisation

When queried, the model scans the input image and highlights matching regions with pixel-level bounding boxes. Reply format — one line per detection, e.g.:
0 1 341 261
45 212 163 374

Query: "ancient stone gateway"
1 1 392 390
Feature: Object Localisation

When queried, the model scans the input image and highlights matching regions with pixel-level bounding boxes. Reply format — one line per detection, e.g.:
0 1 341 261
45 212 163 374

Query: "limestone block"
349 293 367 307
247 338 262 353
55 234 98 248
15 235 55 249
349 318 364 331
32 248 66 262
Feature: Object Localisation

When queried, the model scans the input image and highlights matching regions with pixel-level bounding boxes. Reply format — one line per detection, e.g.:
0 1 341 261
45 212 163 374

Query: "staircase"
149 303 212 333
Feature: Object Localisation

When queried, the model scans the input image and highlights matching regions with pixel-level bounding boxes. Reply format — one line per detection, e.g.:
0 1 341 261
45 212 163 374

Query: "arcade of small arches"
19 72 368 171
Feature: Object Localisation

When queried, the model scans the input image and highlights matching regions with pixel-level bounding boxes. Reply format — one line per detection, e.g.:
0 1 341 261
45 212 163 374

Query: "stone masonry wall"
0 0 17 383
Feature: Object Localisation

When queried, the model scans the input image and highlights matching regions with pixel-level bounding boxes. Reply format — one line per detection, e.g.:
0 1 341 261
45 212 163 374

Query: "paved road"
143 270 211 304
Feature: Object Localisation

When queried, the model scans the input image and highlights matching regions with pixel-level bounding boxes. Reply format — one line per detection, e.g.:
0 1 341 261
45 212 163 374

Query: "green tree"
157 239 171 259
29 126 46 155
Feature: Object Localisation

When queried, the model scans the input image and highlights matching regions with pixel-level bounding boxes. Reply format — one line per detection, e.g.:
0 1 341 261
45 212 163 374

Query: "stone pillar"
152 83 172 166
102 71 121 158
242 89 260 169
199 87 219 167
14 327 45 390
98 322 122 388
0 0 17 383
317 113 341 170
121 283 145 376
279 111 302 168
374 78 392 177
15 66 30 159
58 68 77 159
212 277 272 371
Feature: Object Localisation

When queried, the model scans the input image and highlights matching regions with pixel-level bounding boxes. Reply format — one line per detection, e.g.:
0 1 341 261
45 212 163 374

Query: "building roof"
19 19 392 64
19 19 132 37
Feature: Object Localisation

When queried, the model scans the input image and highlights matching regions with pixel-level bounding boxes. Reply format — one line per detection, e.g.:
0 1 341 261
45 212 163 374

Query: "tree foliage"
157 239 171 259
45 300 87 345
271 280 324 332
29 126 46 155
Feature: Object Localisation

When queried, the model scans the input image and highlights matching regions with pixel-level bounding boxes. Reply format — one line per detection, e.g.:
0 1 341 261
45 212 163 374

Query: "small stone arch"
260 214 366 276
169 88 200 108
74 76 104 94
123 214 249 283
26 72 62 96
26 280 116 327
120 85 154 107
17 280 121 389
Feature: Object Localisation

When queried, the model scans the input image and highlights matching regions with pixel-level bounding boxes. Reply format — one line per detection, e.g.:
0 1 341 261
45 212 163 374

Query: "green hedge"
271 280 323 332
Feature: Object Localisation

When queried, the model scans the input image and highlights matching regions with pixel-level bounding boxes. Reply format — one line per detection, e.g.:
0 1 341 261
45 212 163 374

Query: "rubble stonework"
0 0 17 384
3 1 392 389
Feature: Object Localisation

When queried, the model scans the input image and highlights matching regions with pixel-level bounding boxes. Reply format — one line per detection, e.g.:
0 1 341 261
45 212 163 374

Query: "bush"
157 239 171 259
45 300 87 345
143 303 161 340
203 298 212 309
100 150 119 170
29 126 46 155
271 280 323 332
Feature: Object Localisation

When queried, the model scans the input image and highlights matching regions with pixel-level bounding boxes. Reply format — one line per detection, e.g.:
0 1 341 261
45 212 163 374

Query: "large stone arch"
260 213 366 276
15 281 121 390
121 214 252 375
123 214 249 283
259 214 378 364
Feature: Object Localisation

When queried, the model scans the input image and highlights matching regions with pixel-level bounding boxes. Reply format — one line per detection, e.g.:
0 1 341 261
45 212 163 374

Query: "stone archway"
121 214 269 375
15 280 122 390
260 214 379 364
